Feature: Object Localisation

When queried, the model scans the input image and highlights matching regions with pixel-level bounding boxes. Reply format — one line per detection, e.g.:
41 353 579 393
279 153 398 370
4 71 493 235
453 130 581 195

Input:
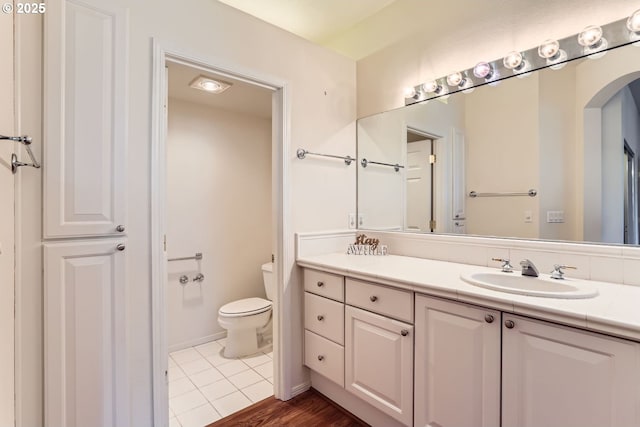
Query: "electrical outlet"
358 213 365 227
348 213 356 229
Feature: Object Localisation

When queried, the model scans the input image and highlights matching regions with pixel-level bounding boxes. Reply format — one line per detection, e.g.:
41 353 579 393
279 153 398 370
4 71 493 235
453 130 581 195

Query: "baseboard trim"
168 332 227 353
290 381 311 398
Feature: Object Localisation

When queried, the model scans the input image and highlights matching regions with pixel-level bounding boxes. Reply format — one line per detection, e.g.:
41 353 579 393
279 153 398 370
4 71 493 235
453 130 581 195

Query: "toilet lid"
219 297 272 317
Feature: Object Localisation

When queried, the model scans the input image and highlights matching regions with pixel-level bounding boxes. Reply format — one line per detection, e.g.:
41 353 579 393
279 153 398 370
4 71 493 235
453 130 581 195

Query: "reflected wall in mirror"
357 43 640 245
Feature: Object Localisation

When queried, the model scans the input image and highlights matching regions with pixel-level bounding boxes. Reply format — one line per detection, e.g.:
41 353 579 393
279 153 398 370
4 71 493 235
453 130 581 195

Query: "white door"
451 128 466 221
414 295 500 427
44 239 128 427
502 314 640 427
406 140 432 232
345 305 413 426
0 5 15 426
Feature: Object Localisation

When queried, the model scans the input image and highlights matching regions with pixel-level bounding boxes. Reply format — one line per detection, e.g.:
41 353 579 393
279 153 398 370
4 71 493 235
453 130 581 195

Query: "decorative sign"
346 234 388 256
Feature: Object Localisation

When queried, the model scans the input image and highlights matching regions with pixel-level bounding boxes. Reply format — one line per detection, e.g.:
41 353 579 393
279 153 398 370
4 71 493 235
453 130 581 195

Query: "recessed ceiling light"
189 75 232 94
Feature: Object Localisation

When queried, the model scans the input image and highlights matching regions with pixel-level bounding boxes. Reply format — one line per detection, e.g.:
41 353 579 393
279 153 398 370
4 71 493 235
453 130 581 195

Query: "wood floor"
207 388 369 427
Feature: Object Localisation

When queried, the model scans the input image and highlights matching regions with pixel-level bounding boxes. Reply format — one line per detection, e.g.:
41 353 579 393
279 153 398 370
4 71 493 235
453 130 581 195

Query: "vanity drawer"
304 330 344 387
346 278 414 323
304 269 344 302
305 292 344 345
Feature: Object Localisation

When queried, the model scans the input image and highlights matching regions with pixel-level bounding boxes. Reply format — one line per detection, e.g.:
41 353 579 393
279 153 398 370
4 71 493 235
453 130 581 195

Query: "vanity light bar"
405 11 640 106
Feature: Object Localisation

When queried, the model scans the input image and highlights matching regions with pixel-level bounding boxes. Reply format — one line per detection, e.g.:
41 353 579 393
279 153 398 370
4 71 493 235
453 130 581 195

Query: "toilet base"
223 328 260 358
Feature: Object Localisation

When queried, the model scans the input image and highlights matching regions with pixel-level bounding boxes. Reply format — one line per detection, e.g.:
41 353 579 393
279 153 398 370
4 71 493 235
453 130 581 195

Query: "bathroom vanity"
298 253 640 427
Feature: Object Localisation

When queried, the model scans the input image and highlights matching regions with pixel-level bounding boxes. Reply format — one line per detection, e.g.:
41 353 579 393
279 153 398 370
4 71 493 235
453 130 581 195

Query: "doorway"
151 43 290 427
405 127 440 232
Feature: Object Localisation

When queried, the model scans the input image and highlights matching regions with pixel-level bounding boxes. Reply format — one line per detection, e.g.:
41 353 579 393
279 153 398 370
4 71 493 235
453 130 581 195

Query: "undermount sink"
460 272 599 299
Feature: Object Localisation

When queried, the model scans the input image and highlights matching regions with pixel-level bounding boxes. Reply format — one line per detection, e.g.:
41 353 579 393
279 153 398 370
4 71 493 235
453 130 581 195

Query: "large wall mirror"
357 41 640 246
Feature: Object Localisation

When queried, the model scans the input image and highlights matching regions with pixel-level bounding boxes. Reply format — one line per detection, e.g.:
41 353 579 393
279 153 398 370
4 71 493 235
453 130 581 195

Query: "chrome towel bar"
360 158 404 172
469 189 537 198
0 135 41 174
168 252 203 262
296 148 354 165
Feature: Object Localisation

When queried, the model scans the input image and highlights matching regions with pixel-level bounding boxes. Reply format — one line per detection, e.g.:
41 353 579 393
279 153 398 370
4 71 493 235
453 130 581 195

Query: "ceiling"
167 61 272 118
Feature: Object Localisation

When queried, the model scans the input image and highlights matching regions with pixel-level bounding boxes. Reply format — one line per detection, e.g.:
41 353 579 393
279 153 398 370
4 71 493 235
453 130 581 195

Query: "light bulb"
473 62 492 79
446 72 463 87
422 81 440 93
627 9 640 46
578 25 603 47
503 51 523 70
538 40 559 59
403 86 417 98
201 80 221 91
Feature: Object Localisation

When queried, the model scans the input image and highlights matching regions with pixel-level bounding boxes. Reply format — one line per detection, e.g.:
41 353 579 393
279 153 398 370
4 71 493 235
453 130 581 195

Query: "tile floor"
169 338 274 427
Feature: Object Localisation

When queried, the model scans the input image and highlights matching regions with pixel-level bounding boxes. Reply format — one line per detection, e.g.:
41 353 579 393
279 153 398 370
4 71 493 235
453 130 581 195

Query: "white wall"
357 0 638 118
166 97 272 350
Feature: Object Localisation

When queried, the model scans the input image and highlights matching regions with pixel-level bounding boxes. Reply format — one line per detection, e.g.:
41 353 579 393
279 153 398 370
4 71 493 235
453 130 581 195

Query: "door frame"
150 39 292 425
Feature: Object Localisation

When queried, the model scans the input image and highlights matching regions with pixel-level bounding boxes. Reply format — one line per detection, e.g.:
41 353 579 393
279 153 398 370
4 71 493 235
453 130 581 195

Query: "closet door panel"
44 0 128 238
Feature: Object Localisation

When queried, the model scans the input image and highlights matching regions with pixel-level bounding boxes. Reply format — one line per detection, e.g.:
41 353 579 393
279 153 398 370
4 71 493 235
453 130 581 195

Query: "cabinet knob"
504 320 515 329
369 295 378 302
317 281 324 287
485 314 494 323
116 225 125 232
179 275 189 284
401 329 409 336
116 244 125 251
317 315 324 321
317 355 325 361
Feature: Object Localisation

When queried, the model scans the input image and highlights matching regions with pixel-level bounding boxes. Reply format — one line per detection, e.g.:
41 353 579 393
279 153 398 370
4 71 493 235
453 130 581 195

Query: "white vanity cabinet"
502 314 640 427
414 295 501 427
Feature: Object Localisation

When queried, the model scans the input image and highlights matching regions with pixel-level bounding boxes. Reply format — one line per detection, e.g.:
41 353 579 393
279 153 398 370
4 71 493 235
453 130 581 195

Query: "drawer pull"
116 244 125 251
317 355 325 361
369 295 378 302
317 281 324 287
485 314 495 323
505 320 515 329
401 329 409 337
317 315 324 321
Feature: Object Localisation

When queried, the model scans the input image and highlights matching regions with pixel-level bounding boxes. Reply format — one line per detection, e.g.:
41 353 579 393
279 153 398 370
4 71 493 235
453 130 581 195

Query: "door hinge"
429 219 436 230
163 235 167 252
271 254 275 263
429 154 436 164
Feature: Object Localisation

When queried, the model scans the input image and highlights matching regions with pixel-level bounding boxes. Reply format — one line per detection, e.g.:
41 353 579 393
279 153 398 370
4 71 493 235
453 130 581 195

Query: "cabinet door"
345 306 413 426
502 314 640 427
414 295 500 427
44 0 128 238
45 239 129 427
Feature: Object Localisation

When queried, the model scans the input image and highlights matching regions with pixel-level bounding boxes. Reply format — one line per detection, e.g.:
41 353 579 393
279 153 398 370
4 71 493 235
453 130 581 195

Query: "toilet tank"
261 262 275 301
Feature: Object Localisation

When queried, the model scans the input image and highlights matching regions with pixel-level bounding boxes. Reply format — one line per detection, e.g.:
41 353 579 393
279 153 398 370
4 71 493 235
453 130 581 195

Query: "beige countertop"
297 252 640 342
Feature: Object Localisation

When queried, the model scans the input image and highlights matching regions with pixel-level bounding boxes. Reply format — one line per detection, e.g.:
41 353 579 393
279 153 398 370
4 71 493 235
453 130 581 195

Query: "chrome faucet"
492 258 514 273
520 259 539 277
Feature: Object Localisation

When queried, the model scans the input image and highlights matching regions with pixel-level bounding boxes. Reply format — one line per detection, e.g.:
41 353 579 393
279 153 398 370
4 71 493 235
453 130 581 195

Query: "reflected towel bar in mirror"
168 252 203 262
296 148 354 165
360 158 404 172
469 189 537 198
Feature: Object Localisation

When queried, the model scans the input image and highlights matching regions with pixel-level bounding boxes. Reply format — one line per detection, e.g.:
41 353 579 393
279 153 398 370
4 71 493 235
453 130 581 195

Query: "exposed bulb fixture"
537 39 568 70
403 86 417 98
503 51 529 74
627 9 640 45
578 25 608 58
446 72 463 87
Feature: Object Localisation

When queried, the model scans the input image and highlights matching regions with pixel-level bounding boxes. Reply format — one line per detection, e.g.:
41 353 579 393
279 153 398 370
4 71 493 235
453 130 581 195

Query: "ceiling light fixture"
578 25 608 58
538 39 568 70
189 75 233 94
627 9 640 45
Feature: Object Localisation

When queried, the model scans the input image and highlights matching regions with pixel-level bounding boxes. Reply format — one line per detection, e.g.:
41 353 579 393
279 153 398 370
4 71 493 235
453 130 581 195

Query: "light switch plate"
524 210 533 223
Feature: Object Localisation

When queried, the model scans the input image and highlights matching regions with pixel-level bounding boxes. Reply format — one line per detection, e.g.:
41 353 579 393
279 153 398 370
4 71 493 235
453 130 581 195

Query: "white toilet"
218 262 274 358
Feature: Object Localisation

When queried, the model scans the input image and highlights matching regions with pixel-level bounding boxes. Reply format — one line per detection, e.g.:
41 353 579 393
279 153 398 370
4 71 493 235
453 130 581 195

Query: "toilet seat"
219 297 272 318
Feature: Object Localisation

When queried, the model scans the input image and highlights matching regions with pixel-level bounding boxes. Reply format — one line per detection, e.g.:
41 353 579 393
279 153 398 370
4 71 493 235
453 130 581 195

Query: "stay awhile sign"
346 234 388 256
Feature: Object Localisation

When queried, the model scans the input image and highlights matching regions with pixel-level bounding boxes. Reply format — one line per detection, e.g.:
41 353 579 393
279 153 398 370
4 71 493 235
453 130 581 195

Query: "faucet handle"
492 258 514 273
550 264 577 280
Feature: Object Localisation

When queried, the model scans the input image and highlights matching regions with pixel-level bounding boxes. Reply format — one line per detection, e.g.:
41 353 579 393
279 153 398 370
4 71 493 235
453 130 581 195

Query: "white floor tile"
168 358 177 368
200 378 238 402
171 348 204 365
168 365 187 382
169 389 207 416
195 341 222 357
227 369 263 390
205 350 237 367
252 360 273 379
216 359 250 377
211 391 252 418
179 358 212 376
169 377 196 399
169 416 181 427
189 367 225 389
263 350 273 359
169 407 176 419
266 376 273 384
216 337 227 347
176 403 221 427
241 380 273 403
240 352 271 368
